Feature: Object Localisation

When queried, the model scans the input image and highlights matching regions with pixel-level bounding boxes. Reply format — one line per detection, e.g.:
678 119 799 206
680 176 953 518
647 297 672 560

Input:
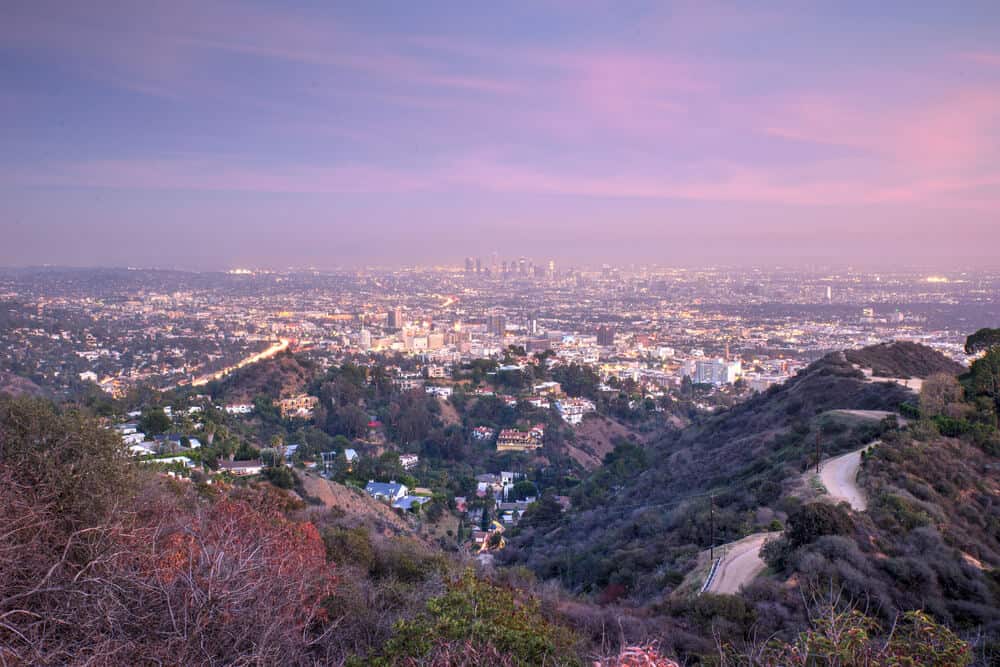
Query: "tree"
263 465 295 489
270 433 285 464
520 492 564 530
785 503 853 549
508 480 538 502
964 327 1000 355
970 347 1000 426
139 407 171 435
203 420 217 446
919 372 964 418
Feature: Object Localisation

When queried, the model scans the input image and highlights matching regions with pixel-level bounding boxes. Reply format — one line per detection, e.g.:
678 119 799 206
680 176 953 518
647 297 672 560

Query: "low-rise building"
554 398 596 425
218 459 264 476
496 426 544 452
471 426 495 441
278 394 319 418
365 480 409 503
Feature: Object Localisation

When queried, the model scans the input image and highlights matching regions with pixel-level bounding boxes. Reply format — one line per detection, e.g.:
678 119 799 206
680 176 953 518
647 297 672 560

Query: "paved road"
705 532 780 595
818 442 877 511
191 337 290 386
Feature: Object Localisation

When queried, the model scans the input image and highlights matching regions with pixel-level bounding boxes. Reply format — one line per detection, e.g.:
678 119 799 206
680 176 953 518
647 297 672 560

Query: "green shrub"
785 503 853 548
377 570 582 666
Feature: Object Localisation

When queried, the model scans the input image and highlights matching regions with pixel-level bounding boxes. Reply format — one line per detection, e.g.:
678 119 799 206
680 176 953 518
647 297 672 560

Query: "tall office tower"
359 327 371 350
476 257 482 274
465 257 474 273
491 251 499 275
826 285 832 303
597 324 615 346
489 313 507 336
547 259 555 280
518 257 527 275
601 264 612 279
527 314 538 335
387 307 404 331
501 261 509 276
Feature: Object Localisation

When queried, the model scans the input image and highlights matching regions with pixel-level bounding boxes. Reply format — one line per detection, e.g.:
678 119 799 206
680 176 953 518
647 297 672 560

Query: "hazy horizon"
4 1 1000 269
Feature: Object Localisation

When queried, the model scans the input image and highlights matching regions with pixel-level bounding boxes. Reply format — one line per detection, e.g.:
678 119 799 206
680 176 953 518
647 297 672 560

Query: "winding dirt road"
704 434 890 594
817 443 876 511
705 532 780 594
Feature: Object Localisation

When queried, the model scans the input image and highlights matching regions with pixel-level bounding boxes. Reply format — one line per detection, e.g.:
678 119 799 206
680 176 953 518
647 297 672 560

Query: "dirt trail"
704 436 889 594
817 442 877 511
704 532 780 594
832 409 908 425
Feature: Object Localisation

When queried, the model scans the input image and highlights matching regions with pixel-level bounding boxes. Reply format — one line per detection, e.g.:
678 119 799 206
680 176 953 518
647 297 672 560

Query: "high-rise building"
488 313 507 336
465 257 474 273
688 358 742 385
476 257 482 274
597 325 615 346
547 259 555 280
518 257 527 276
359 328 371 350
387 307 404 331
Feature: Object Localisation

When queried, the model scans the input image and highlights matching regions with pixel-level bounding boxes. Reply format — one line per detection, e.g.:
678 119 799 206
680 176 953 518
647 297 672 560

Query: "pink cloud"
762 86 1000 170
961 51 1000 67
14 154 1000 214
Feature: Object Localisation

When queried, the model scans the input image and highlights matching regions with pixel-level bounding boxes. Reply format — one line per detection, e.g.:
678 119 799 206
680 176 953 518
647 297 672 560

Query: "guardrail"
700 557 722 594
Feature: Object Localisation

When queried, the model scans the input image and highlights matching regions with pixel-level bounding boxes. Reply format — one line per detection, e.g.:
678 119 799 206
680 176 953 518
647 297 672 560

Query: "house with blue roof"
365 480 408 503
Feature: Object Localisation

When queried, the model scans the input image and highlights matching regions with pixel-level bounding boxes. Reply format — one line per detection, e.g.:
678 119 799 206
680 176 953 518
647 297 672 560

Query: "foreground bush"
374 569 583 666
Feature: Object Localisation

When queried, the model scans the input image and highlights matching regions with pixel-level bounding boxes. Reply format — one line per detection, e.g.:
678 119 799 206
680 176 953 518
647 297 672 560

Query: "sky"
3 1 1000 270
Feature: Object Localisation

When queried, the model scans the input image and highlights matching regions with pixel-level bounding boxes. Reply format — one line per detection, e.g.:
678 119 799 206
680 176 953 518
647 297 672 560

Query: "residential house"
278 394 319 418
392 496 431 511
471 426 495 441
496 425 544 452
365 480 409 504
554 398 596 425
218 459 264 476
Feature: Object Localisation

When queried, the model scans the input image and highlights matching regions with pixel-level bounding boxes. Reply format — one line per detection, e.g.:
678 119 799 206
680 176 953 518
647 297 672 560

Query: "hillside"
756 430 1000 646
503 341 1000 662
207 351 316 402
0 371 45 398
299 472 416 536
505 351 912 599
565 414 649 469
845 341 966 379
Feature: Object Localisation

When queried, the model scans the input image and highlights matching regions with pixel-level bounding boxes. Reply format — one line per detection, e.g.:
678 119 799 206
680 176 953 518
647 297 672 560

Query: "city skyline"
4 1 1000 268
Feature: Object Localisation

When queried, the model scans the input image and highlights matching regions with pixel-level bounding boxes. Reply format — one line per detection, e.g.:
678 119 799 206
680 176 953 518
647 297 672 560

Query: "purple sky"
3 1 1000 269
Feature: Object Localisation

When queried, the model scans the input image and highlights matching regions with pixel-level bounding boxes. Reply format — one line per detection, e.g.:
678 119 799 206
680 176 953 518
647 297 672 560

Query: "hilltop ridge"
845 340 965 379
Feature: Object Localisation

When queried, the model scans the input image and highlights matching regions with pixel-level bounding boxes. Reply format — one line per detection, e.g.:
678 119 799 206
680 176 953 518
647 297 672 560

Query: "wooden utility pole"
815 432 821 475
709 494 716 560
